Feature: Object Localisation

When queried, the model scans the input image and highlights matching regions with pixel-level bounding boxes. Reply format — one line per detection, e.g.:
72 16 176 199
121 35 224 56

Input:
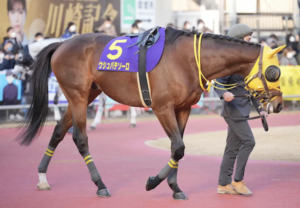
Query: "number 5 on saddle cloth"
98 26 165 107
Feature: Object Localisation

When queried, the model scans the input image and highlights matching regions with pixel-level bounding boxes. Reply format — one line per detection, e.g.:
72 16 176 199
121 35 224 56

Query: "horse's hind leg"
37 89 102 190
37 105 73 190
146 105 188 200
68 89 110 197
167 108 191 199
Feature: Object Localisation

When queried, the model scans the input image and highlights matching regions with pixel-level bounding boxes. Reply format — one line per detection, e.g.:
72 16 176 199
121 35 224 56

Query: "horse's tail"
17 42 63 146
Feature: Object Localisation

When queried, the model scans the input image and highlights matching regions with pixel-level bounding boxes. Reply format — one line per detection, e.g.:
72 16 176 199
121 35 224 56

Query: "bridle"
193 34 285 131
244 46 282 108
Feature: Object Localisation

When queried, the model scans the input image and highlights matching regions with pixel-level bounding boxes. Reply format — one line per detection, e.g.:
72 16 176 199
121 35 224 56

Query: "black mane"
165 27 261 47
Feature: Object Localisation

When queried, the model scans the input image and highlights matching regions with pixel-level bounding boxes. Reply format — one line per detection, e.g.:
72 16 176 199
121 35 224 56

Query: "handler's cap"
227 23 253 39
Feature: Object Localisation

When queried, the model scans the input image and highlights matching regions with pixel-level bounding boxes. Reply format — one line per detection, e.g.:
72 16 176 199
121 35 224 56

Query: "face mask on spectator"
289 36 295 42
106 23 111 28
6 46 13 52
186 24 191 30
37 38 44 42
286 52 295 59
10 32 16 38
133 29 139 34
6 75 14 84
198 23 204 30
137 23 142 28
69 25 76 32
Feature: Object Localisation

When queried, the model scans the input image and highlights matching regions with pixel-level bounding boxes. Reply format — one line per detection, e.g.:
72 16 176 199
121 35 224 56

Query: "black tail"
17 42 63 146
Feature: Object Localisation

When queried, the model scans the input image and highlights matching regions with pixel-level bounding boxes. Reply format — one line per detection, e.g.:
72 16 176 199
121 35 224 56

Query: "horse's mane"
165 27 261 47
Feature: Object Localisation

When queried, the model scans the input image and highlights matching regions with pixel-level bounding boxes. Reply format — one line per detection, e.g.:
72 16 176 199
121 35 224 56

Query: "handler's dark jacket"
214 74 262 118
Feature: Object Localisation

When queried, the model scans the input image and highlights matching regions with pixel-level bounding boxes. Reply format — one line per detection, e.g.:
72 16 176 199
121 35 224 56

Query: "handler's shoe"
231 181 252 195
217 184 239 195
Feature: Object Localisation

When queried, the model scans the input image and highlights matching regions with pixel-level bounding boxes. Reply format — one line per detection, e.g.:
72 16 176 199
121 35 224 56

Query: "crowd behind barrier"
1 18 300 123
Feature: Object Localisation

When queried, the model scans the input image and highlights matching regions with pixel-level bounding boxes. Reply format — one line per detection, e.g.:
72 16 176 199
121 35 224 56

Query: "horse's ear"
268 45 286 58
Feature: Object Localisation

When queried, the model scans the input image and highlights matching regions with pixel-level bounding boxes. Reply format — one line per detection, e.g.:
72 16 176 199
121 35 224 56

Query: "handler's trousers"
218 117 255 186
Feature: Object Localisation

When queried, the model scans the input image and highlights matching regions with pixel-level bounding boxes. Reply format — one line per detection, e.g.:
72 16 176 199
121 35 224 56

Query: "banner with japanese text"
0 0 120 44
280 66 300 101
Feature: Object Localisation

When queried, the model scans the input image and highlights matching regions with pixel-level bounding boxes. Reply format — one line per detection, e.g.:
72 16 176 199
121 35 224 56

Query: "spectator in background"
166 23 174 28
183 21 191 31
280 46 298 66
0 49 4 64
7 0 27 46
268 34 278 49
260 38 268 46
197 19 212 33
33 32 44 42
131 23 139 34
3 70 23 121
61 22 78 39
286 34 299 55
0 40 16 71
3 27 22 55
97 17 117 36
134 20 145 33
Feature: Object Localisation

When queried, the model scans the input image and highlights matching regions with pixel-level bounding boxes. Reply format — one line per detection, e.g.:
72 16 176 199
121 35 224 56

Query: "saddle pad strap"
138 31 152 107
138 45 152 107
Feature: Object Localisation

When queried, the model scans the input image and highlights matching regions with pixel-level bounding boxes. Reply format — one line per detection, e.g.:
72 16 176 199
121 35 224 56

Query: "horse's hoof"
37 182 51 190
97 188 111 198
173 192 188 200
145 176 163 191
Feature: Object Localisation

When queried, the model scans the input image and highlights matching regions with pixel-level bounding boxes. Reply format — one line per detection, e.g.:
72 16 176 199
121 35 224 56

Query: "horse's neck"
199 38 261 80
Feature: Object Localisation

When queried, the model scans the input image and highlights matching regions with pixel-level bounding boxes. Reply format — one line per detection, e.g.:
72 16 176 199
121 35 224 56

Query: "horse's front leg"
146 105 188 200
167 107 191 199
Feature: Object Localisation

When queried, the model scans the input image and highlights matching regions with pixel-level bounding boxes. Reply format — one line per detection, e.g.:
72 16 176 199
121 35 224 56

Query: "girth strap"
138 30 152 107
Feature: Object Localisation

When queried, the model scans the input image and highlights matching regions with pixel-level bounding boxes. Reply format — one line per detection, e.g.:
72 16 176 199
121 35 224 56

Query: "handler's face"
244 35 251 42
8 2 26 34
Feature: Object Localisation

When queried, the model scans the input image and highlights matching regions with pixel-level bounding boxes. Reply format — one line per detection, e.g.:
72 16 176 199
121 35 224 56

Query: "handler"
215 24 268 195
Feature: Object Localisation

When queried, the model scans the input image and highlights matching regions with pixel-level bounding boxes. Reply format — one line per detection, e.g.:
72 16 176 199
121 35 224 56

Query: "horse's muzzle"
275 103 283 113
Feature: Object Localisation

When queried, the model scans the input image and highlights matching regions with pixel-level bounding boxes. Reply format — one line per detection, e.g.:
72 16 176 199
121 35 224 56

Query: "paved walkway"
0 113 299 208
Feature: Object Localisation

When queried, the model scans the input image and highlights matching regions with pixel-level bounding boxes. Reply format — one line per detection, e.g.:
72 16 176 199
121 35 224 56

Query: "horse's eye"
265 65 281 82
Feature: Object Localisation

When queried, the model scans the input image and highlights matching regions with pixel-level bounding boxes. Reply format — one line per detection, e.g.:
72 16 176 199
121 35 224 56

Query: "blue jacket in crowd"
0 54 16 71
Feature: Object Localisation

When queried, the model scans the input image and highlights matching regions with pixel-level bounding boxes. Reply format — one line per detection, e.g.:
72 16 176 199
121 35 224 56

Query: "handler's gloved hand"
223 92 235 102
260 111 268 118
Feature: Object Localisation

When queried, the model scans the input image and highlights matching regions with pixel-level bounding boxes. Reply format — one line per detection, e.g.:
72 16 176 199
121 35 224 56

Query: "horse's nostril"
277 103 283 112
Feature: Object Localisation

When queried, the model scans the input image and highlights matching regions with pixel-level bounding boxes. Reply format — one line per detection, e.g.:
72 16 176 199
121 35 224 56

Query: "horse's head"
245 45 285 114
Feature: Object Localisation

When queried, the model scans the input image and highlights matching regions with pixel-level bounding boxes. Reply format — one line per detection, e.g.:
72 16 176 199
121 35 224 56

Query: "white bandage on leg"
130 107 137 125
91 94 106 128
38 173 48 184
54 105 61 121
37 173 51 190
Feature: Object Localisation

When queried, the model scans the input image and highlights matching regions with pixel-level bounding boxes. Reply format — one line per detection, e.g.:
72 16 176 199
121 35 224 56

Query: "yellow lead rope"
193 34 280 106
193 34 239 92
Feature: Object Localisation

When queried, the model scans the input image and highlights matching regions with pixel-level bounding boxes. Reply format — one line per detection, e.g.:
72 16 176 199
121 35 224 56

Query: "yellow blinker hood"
245 45 285 92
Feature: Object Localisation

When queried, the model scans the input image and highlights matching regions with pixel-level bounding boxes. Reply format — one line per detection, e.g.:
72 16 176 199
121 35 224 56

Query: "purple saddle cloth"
97 27 165 73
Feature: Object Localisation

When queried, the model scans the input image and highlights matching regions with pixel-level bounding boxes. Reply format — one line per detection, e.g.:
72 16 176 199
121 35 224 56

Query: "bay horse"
17 27 284 200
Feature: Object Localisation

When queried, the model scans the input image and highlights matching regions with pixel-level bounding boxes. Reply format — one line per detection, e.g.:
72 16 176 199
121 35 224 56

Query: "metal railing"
0 95 299 110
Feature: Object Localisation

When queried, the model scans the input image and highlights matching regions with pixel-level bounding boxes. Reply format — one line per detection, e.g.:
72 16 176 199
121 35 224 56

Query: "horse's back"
51 33 113 83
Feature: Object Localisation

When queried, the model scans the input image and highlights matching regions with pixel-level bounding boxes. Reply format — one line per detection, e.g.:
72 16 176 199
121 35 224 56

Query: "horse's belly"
95 71 144 107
